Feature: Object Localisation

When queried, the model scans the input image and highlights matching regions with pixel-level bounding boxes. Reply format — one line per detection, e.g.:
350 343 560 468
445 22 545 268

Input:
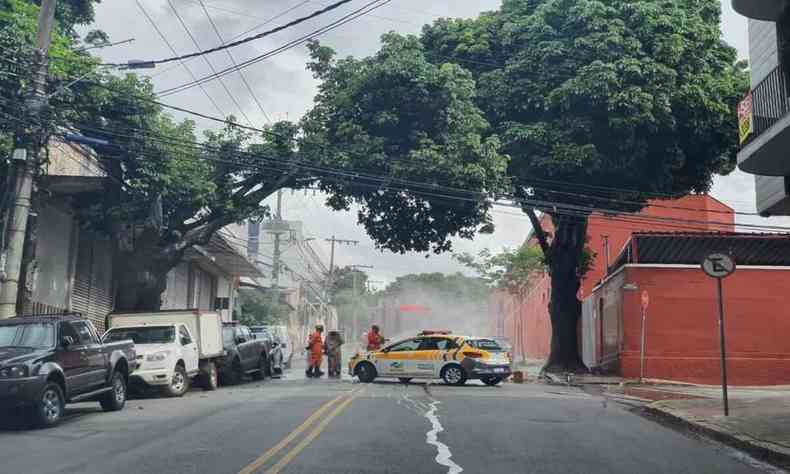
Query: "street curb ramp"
644 402 790 470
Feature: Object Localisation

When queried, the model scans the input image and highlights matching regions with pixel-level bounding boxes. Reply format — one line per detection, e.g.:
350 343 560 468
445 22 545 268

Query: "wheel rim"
358 365 369 379
172 370 185 392
445 367 462 384
114 377 125 403
42 388 61 422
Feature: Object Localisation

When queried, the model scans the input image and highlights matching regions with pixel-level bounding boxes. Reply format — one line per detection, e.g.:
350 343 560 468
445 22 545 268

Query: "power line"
132 0 228 119
165 0 255 126
157 0 393 97
108 0 358 67
196 0 273 124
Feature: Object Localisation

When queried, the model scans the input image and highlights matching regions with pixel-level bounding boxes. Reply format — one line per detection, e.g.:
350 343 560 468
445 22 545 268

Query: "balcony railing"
741 65 790 148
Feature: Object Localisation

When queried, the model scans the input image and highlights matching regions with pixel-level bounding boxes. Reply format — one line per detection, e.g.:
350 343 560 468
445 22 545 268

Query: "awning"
399 304 431 314
201 232 263 278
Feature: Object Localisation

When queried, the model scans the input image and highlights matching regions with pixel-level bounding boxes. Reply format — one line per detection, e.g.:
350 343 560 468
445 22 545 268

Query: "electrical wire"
106 0 358 67
165 0 256 126
196 0 273 124
133 0 228 119
157 0 393 97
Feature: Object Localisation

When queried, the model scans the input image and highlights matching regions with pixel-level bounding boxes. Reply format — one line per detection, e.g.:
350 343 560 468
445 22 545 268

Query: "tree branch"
524 207 550 257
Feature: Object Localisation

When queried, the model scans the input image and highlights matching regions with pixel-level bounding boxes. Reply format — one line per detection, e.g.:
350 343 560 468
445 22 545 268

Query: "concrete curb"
644 402 790 469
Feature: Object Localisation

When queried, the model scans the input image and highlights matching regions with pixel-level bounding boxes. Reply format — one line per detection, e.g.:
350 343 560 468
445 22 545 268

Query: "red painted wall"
491 195 736 363
611 267 790 386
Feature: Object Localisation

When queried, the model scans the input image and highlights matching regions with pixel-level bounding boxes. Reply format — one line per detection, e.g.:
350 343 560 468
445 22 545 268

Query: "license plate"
494 368 505 373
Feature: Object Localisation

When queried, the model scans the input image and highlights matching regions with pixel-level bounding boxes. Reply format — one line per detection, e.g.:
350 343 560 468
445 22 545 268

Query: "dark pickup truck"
219 323 268 384
0 315 136 427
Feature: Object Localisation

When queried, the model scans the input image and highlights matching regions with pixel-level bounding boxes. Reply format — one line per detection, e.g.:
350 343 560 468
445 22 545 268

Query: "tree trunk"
113 253 171 312
542 213 588 374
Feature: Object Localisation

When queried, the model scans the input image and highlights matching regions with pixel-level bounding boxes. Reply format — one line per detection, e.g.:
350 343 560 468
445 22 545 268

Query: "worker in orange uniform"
367 325 385 352
306 325 325 378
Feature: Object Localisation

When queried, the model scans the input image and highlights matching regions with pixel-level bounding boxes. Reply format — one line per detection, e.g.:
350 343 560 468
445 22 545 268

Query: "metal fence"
744 65 790 146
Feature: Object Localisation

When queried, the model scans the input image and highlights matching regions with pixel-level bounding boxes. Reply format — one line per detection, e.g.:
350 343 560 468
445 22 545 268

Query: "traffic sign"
701 253 736 279
641 290 649 310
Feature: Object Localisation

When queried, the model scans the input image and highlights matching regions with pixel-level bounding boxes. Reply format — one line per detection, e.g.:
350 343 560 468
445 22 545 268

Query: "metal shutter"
72 234 114 332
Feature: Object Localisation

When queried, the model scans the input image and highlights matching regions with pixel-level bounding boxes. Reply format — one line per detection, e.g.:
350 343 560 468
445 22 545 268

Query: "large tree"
310 0 748 372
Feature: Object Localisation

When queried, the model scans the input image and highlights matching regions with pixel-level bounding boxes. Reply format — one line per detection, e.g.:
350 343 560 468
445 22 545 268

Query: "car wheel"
481 376 503 386
200 362 218 391
224 359 244 385
398 378 413 384
32 382 65 428
252 356 267 381
163 364 190 397
100 371 127 411
355 362 377 383
441 364 468 386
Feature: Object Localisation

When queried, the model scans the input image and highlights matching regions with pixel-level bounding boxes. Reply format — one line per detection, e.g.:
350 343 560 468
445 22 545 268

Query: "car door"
179 325 199 374
237 327 256 370
412 337 449 377
70 320 106 389
58 321 91 397
376 338 421 377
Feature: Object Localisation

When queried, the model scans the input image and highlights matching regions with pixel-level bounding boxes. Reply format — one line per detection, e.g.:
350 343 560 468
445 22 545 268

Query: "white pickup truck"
104 310 225 396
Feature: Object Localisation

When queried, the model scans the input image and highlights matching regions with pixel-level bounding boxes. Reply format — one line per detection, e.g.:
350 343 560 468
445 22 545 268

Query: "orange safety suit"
308 331 323 367
367 331 384 352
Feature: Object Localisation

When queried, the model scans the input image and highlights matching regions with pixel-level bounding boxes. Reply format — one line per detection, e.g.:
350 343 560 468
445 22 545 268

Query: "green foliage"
421 0 748 205
455 245 545 292
235 291 289 326
301 35 509 254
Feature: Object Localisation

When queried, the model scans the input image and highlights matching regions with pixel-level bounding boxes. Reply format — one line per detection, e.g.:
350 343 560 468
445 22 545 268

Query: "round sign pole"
701 253 736 417
640 290 649 383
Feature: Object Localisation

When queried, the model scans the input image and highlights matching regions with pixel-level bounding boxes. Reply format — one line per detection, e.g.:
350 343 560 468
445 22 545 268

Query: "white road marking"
425 400 464 474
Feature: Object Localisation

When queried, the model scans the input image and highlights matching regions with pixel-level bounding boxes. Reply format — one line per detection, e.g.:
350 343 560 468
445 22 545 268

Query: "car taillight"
463 351 483 358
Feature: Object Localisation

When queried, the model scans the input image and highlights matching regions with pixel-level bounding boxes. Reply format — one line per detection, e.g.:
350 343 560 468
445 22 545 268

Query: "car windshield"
0 323 55 349
104 326 175 344
467 339 504 352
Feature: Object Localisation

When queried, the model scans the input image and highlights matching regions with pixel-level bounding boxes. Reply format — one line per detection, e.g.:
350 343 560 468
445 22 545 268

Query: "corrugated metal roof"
612 232 790 268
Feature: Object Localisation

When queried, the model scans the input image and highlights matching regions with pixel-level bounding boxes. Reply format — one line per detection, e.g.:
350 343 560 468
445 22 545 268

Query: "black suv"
219 323 268 384
0 315 136 427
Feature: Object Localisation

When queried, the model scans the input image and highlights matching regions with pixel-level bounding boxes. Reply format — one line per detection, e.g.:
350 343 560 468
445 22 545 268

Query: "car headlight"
146 351 170 362
0 365 28 378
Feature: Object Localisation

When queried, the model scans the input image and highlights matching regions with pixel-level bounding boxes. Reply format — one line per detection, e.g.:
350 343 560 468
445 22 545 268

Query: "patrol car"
348 330 512 386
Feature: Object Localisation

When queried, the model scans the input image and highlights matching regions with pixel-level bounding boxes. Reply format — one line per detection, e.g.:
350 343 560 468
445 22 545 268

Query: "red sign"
641 290 649 310
399 304 431 314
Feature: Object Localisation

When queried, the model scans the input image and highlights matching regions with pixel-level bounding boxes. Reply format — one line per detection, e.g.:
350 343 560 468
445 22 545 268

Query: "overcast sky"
82 0 786 286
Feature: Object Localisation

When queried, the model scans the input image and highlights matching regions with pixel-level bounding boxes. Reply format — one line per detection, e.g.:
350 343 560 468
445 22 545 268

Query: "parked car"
262 325 292 368
220 323 268 384
106 310 225 395
0 315 135 427
105 324 197 397
250 326 283 377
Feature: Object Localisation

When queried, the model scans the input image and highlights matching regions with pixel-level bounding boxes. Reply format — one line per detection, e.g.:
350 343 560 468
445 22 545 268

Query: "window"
467 339 504 352
386 339 421 352
0 323 55 349
104 326 176 345
179 326 192 345
71 321 98 345
222 327 235 345
419 337 457 351
60 322 80 345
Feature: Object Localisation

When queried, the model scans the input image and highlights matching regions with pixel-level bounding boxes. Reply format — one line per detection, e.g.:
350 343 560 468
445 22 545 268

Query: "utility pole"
349 264 373 343
323 235 358 294
0 0 57 319
271 190 283 306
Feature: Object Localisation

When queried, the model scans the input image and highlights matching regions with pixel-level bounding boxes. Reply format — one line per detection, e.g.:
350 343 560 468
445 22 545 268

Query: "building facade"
732 2 790 215
586 232 790 385
489 195 735 363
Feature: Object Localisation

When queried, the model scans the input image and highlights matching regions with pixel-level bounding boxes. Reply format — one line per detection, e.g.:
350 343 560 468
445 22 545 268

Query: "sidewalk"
608 383 790 468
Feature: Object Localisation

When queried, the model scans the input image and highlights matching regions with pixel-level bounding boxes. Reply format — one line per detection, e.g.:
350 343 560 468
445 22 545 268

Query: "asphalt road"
0 366 778 474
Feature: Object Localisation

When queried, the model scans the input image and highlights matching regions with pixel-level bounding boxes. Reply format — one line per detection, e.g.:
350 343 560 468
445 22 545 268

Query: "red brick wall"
615 266 790 386
489 195 736 364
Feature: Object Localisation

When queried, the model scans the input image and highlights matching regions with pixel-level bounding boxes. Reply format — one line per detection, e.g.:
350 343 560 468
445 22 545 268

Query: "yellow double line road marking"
239 388 363 474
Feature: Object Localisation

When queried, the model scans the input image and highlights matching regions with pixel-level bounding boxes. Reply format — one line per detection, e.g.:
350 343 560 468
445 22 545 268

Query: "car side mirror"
236 336 246 344
61 336 74 348
181 337 190 346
